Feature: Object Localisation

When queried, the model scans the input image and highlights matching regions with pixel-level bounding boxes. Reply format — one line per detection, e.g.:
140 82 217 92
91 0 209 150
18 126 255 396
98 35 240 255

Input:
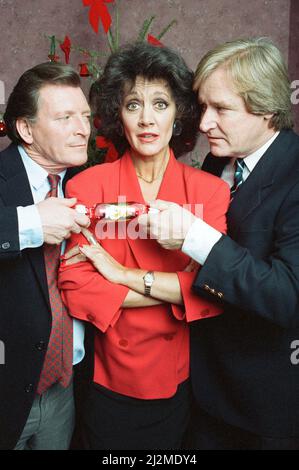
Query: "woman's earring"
172 119 182 136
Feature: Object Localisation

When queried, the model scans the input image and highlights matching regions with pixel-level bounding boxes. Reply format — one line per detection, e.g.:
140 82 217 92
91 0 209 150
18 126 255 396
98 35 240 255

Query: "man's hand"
138 200 197 250
37 197 90 244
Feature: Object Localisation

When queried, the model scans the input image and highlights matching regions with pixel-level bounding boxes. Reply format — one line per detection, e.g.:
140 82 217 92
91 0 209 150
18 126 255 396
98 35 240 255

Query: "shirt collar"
18 145 67 190
229 131 280 173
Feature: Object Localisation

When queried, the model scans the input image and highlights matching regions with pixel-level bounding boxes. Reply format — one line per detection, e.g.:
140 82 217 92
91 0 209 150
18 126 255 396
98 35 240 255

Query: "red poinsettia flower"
96 136 119 162
82 0 114 34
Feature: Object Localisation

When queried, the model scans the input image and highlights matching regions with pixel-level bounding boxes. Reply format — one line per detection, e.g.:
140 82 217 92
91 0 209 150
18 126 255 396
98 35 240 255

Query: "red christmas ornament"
0 118 7 137
60 36 71 64
147 35 163 47
48 54 60 63
79 63 91 77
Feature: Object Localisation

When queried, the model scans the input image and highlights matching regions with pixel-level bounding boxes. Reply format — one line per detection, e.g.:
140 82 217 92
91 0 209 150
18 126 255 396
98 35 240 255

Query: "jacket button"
119 339 128 347
24 384 34 393
1 242 10 250
164 334 174 341
87 314 95 322
35 341 46 351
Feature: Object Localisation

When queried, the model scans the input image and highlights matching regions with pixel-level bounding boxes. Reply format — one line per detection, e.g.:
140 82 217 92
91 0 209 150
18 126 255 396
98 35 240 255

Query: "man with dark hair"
0 62 91 449
139 38 299 449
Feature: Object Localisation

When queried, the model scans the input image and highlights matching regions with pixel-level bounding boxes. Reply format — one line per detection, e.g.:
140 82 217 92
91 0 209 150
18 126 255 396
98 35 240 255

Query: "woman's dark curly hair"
89 42 200 158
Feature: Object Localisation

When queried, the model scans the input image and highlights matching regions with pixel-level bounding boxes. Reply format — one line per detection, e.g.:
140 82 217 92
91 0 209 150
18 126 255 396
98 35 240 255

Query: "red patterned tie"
37 174 73 395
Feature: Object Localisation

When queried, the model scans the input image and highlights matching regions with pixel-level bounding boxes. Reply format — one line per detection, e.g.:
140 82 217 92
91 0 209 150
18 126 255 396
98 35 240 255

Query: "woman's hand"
184 259 200 272
78 243 128 284
63 228 128 284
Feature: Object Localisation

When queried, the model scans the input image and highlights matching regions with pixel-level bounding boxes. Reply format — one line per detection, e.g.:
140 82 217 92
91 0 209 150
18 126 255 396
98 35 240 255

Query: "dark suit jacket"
0 144 73 449
192 129 299 438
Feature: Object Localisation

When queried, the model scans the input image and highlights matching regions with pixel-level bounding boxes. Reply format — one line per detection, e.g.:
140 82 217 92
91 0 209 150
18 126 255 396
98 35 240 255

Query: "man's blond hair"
193 37 293 130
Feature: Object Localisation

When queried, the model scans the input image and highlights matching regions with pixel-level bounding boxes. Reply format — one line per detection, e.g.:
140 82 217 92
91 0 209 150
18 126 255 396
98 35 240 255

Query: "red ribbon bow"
60 36 71 64
82 0 114 34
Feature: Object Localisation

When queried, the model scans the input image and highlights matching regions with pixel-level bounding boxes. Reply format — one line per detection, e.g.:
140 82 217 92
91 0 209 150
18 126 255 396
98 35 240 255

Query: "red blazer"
59 150 230 399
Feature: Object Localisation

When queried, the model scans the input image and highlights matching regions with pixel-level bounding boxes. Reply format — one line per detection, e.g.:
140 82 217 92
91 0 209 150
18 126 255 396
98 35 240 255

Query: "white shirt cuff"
182 218 222 265
72 319 85 365
17 205 44 250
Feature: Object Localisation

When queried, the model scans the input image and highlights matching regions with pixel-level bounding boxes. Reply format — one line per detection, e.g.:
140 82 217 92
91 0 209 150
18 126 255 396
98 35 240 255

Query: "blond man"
139 38 299 449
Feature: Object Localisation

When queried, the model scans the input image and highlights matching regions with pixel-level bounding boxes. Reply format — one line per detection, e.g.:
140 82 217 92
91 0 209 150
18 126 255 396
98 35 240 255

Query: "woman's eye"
127 102 140 111
155 101 168 110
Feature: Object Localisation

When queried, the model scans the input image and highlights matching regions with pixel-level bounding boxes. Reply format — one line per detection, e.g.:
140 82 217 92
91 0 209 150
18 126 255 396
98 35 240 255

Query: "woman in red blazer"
59 43 230 450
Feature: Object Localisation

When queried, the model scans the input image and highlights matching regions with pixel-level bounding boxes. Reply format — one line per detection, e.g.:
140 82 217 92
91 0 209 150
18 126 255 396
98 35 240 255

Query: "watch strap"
143 270 154 297
144 284 152 296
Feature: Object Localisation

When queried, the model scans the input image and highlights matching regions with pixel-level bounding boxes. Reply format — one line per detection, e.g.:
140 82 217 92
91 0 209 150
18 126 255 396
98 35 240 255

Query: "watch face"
144 272 154 285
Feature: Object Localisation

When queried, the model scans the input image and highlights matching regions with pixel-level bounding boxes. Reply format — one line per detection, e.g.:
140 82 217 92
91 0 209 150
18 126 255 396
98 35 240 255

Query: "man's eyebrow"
54 109 91 116
199 99 233 108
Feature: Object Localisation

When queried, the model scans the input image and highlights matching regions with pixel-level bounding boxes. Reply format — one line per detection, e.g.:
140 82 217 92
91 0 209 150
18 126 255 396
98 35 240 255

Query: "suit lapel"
227 165 263 237
228 131 293 235
203 131 293 236
0 144 34 206
0 145 50 306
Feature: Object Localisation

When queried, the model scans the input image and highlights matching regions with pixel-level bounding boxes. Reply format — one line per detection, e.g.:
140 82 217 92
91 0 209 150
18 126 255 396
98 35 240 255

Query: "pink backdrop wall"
0 0 298 158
